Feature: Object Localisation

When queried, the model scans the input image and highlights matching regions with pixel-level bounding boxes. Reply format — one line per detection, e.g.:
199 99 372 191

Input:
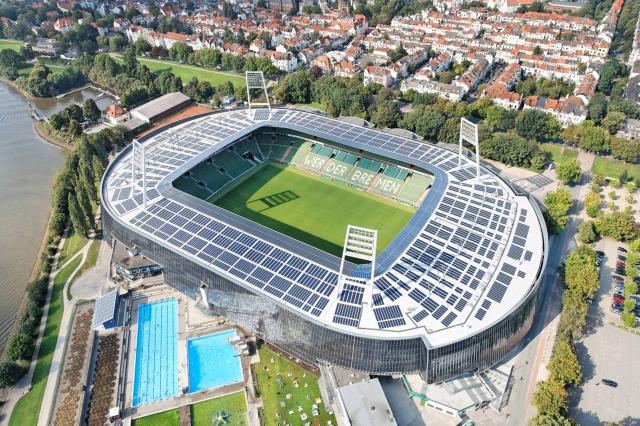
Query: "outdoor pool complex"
132 298 179 406
188 329 243 392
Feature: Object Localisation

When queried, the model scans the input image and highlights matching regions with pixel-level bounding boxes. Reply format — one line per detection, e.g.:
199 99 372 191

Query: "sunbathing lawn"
191 392 248 426
540 143 577 164
58 232 87 266
254 346 336 426
592 156 640 182
9 255 83 426
132 408 180 426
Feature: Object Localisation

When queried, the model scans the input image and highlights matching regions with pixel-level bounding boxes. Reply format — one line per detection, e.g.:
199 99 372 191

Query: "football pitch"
212 163 415 257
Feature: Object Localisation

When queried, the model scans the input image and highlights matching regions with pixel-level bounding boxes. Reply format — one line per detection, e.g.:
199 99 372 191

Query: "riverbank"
33 121 73 152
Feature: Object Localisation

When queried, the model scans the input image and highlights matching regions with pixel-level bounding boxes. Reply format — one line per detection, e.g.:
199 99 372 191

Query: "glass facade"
103 206 545 383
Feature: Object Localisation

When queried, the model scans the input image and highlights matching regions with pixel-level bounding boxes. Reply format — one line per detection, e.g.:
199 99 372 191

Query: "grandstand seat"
398 173 433 204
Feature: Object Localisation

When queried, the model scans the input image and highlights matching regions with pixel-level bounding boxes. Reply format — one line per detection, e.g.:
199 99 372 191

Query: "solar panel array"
103 108 543 337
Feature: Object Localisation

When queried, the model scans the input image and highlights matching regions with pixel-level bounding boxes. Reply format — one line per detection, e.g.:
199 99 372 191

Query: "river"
0 83 64 348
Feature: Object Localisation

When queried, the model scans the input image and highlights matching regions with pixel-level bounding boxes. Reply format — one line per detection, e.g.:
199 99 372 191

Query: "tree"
122 46 138 77
548 339 581 386
556 158 583 185
134 38 152 56
68 119 82 137
533 378 568 417
275 70 313 104
168 41 193 63
83 99 101 122
0 361 26 389
108 34 128 52
529 414 574 426
479 132 540 168
68 192 90 237
5 332 33 361
596 211 639 242
515 109 556 141
544 188 573 234
610 136 640 162
0 48 23 69
598 59 623 95
602 111 626 135
587 93 608 124
578 220 596 243
371 100 401 129
578 121 609 153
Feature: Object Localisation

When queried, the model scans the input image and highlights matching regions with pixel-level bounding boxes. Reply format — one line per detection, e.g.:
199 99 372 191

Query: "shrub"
0 361 27 389
5 332 34 362
578 221 596 244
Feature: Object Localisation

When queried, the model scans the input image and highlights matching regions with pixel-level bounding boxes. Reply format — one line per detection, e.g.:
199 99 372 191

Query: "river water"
31 86 115 117
0 83 64 348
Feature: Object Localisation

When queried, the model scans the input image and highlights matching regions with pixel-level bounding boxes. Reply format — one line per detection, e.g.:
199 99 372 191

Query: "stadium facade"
101 108 548 383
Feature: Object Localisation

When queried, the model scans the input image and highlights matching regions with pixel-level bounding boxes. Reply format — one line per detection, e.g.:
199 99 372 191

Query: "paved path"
0 235 66 426
37 241 92 426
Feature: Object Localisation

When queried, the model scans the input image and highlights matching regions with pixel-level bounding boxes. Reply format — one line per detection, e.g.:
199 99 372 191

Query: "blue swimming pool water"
132 298 179 406
188 329 243 392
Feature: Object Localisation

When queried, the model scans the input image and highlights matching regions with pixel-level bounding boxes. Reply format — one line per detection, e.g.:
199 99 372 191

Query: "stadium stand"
398 173 433 204
174 131 433 206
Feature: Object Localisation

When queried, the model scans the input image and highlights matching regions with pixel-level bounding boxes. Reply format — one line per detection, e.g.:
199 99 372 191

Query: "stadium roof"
102 108 546 348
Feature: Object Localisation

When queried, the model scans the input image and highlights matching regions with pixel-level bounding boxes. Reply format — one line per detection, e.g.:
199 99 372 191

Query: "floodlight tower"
245 71 271 118
458 117 481 181
131 139 147 209
338 225 378 306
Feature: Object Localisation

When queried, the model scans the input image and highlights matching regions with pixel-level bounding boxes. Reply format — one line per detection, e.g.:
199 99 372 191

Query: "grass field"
191 392 248 426
0 39 25 51
10 255 83 426
132 408 180 426
592 156 640 182
254 346 336 426
113 54 246 88
213 163 415 257
540 143 577 164
58 232 87 266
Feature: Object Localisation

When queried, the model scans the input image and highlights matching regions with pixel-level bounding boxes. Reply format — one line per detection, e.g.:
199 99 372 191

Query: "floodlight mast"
245 71 271 118
131 139 147 209
458 117 481 181
338 225 378 306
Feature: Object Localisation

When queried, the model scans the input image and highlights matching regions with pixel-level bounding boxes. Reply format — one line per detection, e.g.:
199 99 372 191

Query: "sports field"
213 163 415 257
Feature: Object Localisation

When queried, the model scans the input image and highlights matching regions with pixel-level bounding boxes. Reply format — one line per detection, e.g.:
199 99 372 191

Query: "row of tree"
531 245 598 424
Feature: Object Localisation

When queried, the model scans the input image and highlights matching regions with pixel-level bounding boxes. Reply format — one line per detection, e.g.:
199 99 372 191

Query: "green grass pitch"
212 163 415 257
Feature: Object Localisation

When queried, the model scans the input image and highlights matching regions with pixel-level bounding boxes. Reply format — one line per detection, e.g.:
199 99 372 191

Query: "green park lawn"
254 346 336 426
57 232 87 266
540 143 577 164
113 55 246 88
132 408 180 426
0 39 25 51
9 255 83 426
592 156 640 182
213 163 415 257
191 392 248 426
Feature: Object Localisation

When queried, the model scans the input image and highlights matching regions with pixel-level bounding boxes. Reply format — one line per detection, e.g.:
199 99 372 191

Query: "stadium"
101 93 547 384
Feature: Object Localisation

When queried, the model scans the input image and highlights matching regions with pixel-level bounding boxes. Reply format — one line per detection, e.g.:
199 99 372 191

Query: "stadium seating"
398 173 434 204
235 138 264 162
213 149 254 178
173 177 212 200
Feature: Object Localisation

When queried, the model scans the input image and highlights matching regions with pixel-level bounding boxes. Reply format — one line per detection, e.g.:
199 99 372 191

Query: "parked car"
601 379 618 387
614 294 624 304
615 283 625 292
618 247 628 254
617 261 626 269
618 255 627 262
616 267 626 275
611 302 623 314
613 275 625 284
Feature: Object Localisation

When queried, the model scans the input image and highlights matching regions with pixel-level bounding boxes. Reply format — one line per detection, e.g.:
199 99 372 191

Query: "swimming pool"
132 298 179 406
188 329 243 392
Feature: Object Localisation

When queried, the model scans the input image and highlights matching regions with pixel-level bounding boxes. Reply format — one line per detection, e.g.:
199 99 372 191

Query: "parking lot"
570 237 640 424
